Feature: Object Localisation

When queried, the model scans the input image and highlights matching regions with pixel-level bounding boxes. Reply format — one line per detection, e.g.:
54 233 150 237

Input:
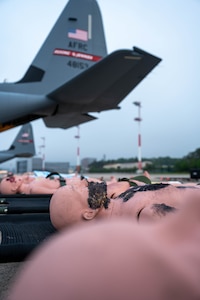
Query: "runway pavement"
84 172 192 183
0 262 21 300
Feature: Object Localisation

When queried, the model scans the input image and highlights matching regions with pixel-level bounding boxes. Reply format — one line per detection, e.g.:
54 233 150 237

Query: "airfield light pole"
41 137 46 170
133 101 142 173
74 126 81 174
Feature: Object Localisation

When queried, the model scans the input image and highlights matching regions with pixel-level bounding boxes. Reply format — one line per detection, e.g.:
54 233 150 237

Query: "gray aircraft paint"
0 0 161 132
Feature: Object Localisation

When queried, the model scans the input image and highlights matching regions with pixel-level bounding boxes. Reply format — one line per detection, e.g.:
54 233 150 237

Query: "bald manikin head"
50 180 110 229
0 175 23 194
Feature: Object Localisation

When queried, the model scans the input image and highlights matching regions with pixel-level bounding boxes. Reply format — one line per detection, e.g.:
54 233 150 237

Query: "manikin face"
0 175 23 194
114 183 200 222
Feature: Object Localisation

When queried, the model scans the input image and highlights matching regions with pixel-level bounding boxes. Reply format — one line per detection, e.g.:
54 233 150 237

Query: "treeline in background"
88 148 200 174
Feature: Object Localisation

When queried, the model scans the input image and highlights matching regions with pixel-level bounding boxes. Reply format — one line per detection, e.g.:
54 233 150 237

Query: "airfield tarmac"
84 172 193 184
0 172 197 299
0 262 21 300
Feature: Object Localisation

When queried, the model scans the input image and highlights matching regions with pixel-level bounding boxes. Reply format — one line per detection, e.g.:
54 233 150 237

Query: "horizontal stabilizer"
44 48 161 128
44 113 97 129
45 47 161 129
49 47 161 107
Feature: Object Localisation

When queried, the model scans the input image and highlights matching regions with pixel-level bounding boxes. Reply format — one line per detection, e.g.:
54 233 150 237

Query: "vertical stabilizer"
8 123 35 157
17 0 107 93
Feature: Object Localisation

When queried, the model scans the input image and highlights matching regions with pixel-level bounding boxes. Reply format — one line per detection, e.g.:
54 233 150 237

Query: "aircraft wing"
44 47 161 129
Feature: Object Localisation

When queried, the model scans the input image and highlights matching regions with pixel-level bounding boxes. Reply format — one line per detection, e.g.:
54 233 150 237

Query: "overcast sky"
0 0 200 168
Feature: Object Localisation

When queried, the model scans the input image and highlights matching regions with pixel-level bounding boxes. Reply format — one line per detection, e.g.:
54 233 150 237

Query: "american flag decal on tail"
68 28 88 41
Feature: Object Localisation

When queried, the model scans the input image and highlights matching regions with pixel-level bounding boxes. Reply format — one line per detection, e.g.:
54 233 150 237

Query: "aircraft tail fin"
8 123 36 158
17 0 107 93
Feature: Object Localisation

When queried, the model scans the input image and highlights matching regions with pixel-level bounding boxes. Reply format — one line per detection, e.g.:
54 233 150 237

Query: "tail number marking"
67 60 88 69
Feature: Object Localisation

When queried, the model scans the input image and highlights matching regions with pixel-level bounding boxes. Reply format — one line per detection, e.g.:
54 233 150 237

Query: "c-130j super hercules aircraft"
0 0 161 133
